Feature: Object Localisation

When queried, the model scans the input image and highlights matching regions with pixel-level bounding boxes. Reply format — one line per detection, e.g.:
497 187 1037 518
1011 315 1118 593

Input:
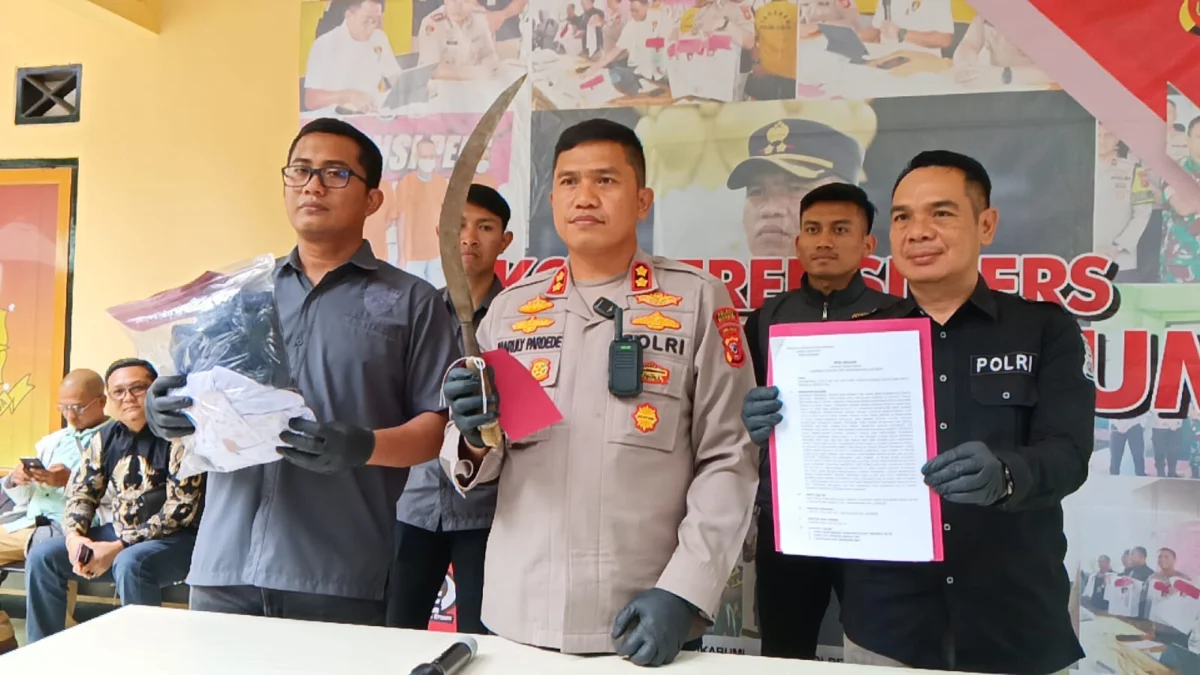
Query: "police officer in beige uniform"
439 119 759 667
687 0 756 98
418 0 500 81
1094 124 1155 281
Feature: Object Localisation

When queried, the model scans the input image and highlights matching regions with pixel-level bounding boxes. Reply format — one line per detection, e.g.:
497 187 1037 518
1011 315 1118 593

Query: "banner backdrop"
300 0 1200 669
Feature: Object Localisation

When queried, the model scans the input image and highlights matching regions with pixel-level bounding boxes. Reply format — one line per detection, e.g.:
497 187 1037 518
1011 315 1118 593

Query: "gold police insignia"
763 120 789 155
511 316 555 335
631 311 682 332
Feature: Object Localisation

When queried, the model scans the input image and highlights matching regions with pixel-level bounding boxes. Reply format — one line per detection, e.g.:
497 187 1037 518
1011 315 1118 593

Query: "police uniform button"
943 523 951 531
946 576 955 585
939 375 947 383
1002 391 1011 400
939 422 947 430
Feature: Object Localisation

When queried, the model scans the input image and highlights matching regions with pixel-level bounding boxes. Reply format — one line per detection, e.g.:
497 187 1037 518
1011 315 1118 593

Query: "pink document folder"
766 318 944 562
482 349 563 442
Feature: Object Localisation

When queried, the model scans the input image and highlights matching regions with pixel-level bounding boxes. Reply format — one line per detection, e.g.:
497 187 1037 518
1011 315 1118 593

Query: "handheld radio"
593 297 643 398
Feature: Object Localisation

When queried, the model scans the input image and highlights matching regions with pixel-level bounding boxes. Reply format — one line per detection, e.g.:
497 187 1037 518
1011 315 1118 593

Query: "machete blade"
437 74 528 358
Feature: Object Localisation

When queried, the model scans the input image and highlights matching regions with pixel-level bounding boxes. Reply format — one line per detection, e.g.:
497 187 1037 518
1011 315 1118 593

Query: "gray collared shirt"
187 241 461 600
395 276 503 532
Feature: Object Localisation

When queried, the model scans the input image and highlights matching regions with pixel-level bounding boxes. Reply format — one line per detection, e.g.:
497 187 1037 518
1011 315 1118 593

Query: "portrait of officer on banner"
727 118 864 258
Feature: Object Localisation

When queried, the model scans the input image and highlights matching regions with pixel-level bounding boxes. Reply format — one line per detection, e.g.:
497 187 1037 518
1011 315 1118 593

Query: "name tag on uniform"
971 352 1037 375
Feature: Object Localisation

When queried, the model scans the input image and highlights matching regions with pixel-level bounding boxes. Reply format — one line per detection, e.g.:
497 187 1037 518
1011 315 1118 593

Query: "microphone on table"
409 636 478 675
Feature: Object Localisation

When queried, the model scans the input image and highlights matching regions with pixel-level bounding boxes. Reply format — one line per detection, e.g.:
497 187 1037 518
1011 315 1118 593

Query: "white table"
0 605 933 674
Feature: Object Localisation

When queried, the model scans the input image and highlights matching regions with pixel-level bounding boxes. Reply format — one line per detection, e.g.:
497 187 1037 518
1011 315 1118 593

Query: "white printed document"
767 318 944 562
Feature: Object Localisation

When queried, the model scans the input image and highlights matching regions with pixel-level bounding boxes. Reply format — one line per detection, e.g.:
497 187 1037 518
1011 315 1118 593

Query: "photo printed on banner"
1090 283 1200 481
1094 123 1165 285
1167 85 1195 166
529 0 805 109
296 109 517 287
793 1 1056 100
299 0 529 116
1066 476 1200 674
524 91 1094 314
861 90 1094 260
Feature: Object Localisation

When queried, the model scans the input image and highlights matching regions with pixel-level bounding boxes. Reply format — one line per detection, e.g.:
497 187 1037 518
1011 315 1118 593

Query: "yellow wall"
0 0 301 376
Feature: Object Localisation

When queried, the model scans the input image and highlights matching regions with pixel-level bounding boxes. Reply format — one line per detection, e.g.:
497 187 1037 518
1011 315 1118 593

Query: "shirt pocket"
969 374 1039 443
606 354 689 453
340 312 406 343
507 345 564 449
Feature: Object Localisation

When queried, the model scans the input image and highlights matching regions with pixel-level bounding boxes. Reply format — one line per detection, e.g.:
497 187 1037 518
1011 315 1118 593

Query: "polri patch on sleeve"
713 306 740 328
970 352 1037 376
720 325 746 368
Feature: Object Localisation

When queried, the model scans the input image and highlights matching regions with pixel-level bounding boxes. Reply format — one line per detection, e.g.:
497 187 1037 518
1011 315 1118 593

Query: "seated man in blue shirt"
0 369 109 653
23 359 205 643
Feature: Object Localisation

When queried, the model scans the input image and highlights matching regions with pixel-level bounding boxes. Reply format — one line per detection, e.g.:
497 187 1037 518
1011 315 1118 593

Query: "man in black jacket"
741 182 898 659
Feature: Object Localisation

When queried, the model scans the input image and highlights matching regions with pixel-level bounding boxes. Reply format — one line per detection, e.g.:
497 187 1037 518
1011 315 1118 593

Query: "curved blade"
438 74 528 357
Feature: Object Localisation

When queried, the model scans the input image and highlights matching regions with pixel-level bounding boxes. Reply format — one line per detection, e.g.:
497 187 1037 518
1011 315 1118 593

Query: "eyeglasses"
57 397 100 415
109 383 150 400
281 165 367 190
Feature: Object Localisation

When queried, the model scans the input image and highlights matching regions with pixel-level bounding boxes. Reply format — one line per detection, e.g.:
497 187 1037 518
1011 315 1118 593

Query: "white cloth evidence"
173 366 315 479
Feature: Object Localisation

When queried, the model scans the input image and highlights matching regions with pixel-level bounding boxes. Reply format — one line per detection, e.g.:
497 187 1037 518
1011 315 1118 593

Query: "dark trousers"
26 524 196 643
1153 427 1183 478
387 521 488 634
755 509 843 659
1110 425 1147 476
190 585 386 626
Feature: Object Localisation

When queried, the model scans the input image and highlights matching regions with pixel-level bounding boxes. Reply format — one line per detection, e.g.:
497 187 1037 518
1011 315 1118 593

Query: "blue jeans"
25 525 196 643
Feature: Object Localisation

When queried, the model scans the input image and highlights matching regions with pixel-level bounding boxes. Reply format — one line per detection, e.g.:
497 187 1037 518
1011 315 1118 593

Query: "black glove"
442 366 499 448
145 375 196 439
921 441 1008 506
612 588 697 667
278 418 375 474
741 386 782 448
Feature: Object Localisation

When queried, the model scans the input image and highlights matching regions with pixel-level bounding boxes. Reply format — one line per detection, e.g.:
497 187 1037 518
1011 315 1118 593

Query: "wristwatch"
897 27 908 42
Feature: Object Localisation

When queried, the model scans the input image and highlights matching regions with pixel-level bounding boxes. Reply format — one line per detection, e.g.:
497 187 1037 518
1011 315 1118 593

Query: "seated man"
0 369 109 653
24 358 204 643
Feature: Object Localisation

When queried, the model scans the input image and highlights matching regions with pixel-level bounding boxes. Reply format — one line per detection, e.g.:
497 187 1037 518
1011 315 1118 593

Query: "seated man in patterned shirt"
24 358 205 643
0 369 109 653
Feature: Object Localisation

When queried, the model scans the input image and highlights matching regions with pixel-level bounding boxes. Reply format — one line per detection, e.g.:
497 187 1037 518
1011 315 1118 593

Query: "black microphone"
409 636 478 675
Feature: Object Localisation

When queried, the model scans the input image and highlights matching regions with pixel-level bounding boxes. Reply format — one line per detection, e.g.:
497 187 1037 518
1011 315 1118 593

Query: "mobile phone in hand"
20 457 46 472
77 544 94 566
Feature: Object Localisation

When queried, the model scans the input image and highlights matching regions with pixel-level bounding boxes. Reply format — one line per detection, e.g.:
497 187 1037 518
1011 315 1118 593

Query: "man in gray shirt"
389 184 512 633
145 118 460 625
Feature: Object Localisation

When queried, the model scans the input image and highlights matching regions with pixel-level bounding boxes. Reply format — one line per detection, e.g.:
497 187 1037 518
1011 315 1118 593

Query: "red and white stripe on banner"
968 0 1200 198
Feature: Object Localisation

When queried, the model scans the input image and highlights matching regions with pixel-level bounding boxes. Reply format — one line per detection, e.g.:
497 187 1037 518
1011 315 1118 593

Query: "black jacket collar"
800 272 869 309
